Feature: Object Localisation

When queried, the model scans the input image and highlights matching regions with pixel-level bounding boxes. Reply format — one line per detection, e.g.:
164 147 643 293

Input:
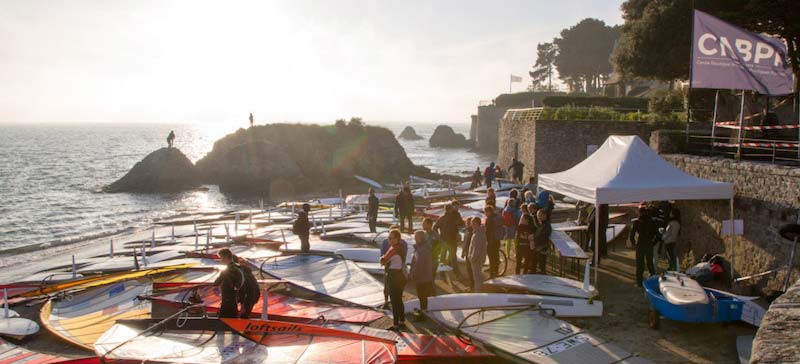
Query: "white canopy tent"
538 135 734 283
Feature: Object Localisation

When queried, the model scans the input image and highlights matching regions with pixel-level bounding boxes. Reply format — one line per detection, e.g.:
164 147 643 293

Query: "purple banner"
692 10 794 95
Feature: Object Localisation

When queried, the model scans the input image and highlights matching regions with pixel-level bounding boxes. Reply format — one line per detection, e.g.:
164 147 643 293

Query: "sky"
0 0 623 125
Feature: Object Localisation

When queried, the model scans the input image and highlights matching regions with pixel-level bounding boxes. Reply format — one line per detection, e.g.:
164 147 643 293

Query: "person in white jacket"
468 218 487 293
661 209 681 271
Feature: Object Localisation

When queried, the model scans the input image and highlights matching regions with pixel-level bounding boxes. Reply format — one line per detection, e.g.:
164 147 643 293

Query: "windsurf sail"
0 336 76 364
256 254 386 308
151 284 385 324
95 319 398 364
41 269 218 349
426 306 652 364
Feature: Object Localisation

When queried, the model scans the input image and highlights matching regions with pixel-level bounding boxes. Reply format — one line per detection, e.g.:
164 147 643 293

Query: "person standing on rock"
167 130 175 148
394 186 415 233
367 188 379 233
508 158 525 184
292 203 311 252
249 113 254 128
213 248 243 318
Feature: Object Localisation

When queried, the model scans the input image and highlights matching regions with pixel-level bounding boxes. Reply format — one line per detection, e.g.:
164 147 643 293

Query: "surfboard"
404 293 602 318
0 318 39 339
659 272 709 305
483 274 598 299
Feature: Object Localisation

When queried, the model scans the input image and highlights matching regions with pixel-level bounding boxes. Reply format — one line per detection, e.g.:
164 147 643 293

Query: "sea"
0 122 493 258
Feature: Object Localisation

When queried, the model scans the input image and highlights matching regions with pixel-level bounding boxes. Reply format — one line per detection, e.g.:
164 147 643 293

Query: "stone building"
497 108 650 180
474 91 563 154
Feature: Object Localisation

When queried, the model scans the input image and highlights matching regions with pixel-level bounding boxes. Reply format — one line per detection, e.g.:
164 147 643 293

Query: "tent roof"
537 135 733 204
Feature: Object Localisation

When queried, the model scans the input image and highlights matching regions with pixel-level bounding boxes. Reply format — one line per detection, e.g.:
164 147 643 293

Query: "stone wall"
498 118 650 180
663 154 800 293
476 105 507 154
750 278 800 363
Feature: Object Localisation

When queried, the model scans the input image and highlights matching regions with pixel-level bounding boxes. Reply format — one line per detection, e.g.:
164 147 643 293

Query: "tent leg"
594 203 600 285
730 198 735 286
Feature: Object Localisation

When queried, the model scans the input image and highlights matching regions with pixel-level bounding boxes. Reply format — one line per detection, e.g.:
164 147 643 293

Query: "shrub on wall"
542 95 648 110
538 106 686 130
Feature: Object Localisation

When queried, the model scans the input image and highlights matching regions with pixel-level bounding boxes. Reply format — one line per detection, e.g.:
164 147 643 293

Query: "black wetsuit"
214 262 243 318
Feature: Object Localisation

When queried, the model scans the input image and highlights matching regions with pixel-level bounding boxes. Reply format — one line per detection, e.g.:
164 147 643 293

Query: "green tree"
613 0 800 90
554 18 620 93
529 42 557 91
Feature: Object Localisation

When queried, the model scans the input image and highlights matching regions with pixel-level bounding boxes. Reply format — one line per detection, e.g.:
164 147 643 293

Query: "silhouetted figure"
293 203 311 252
249 113 254 128
508 158 525 184
167 130 175 148
470 167 482 189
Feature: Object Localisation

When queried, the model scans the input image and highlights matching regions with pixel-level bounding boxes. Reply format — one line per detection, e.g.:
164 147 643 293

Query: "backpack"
237 264 261 306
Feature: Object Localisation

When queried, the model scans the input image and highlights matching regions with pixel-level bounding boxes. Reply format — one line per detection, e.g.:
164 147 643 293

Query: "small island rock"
105 148 199 193
398 126 423 140
429 125 470 148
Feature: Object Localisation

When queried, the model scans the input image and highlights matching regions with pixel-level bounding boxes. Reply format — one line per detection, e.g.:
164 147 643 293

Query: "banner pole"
710 90 719 155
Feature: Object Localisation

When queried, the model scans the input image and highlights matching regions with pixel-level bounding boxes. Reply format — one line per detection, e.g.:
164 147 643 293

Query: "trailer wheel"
648 309 660 329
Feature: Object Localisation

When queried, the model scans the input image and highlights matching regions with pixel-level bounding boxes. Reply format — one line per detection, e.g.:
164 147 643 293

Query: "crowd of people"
217 163 690 330
371 180 556 330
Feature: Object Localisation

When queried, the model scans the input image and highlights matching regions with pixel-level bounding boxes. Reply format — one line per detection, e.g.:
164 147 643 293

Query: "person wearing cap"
629 203 659 287
394 186 415 233
292 203 312 252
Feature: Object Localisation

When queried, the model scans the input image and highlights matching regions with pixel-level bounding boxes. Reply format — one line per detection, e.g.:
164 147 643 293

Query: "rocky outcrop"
429 125 470 148
398 126 423 140
198 141 305 195
105 148 199 193
195 123 430 196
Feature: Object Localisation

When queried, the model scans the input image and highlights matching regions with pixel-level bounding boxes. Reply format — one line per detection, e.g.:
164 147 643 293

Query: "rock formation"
398 126 423 140
429 125 471 148
105 148 199 193
194 123 430 196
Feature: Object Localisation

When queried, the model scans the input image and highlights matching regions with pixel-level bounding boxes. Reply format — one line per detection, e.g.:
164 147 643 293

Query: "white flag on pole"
510 74 523 83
